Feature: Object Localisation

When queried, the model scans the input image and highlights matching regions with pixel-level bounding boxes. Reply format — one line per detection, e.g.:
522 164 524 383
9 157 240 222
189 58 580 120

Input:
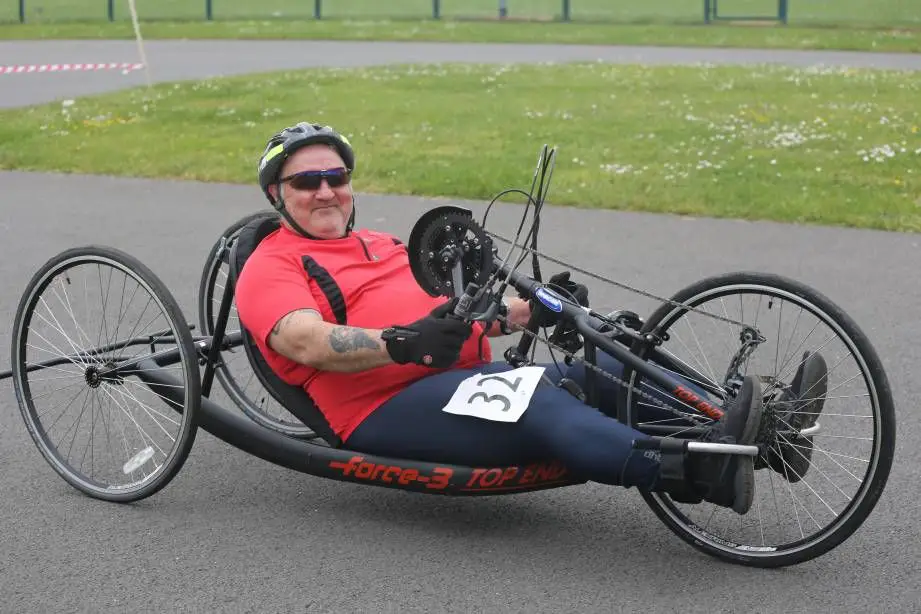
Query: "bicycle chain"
485 230 751 329
496 313 713 427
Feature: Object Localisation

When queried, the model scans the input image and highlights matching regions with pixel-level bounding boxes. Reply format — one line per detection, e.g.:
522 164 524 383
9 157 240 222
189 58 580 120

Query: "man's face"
271 144 353 239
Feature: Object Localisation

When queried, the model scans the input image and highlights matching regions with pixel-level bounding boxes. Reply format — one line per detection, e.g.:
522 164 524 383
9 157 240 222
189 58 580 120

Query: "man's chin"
307 209 347 237
310 222 347 239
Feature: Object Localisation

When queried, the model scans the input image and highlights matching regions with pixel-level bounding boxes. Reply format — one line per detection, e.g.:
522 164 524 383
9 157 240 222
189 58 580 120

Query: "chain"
485 229 751 329
496 314 714 427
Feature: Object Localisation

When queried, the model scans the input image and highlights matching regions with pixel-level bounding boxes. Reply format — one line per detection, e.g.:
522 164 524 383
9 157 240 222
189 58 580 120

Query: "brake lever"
452 281 503 323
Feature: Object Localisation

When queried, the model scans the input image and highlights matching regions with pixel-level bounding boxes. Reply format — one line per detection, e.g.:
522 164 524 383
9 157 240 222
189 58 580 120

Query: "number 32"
466 375 523 413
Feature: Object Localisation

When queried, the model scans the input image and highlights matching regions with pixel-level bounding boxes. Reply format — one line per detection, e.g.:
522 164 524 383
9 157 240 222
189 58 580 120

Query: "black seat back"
229 214 343 448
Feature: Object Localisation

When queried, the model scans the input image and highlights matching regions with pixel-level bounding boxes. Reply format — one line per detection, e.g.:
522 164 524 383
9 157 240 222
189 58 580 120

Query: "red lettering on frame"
467 469 488 487
480 468 503 487
398 469 419 485
428 468 452 490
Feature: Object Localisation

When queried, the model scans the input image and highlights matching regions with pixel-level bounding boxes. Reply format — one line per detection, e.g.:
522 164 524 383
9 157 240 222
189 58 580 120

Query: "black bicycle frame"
498 265 727 430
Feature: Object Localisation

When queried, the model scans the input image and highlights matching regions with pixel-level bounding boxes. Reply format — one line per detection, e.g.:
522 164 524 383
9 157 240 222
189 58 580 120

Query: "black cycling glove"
382 299 473 368
529 271 590 328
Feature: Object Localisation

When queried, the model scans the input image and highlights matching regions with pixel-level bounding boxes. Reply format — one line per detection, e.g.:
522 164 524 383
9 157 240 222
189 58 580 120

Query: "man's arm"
267 309 393 373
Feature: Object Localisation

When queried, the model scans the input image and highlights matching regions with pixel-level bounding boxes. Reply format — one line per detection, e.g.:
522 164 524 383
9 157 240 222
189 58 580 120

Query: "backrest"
229 214 343 448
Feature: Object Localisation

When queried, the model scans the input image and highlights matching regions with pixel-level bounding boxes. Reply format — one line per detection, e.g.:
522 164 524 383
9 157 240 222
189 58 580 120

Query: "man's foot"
766 352 828 483
666 375 762 515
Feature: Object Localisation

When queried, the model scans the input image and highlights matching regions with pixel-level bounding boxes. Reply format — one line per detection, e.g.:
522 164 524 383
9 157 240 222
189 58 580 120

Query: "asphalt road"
1 39 921 108
1 40 920 612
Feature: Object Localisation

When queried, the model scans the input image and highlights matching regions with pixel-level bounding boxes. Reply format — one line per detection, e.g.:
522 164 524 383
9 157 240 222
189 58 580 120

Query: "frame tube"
133 359 586 496
501 266 725 421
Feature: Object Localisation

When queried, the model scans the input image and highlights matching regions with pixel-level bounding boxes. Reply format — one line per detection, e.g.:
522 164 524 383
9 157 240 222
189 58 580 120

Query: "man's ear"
267 183 280 203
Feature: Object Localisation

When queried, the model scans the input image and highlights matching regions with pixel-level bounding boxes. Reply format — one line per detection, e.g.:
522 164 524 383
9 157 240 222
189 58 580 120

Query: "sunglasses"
280 167 351 191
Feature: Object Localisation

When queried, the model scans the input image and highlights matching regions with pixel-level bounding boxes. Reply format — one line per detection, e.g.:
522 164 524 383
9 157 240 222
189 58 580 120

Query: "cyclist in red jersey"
235 122 828 515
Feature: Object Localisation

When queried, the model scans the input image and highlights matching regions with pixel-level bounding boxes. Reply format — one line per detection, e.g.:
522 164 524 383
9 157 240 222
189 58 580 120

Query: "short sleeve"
235 249 320 348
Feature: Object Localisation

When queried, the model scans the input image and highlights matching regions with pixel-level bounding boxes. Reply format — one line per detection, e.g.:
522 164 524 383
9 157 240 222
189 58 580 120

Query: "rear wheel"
11 246 200 502
198 211 314 438
621 272 895 567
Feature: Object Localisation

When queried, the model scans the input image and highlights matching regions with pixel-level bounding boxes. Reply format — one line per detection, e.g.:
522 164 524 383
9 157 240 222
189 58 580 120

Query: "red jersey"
235 224 492 440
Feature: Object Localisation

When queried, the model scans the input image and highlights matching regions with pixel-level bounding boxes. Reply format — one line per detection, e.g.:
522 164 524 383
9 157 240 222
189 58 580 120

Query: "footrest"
633 437 689 490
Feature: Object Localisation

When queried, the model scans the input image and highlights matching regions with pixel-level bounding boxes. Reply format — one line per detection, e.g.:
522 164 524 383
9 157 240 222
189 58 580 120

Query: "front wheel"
621 272 895 567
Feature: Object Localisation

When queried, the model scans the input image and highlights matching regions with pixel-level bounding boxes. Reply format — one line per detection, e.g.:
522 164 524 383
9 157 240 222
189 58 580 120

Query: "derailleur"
722 326 766 395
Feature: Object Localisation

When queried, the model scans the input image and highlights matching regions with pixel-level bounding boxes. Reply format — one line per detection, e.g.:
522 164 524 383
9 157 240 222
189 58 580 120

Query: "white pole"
127 0 152 88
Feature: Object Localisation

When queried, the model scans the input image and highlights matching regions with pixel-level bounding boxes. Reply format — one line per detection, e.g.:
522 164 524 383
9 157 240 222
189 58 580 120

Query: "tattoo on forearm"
329 327 380 353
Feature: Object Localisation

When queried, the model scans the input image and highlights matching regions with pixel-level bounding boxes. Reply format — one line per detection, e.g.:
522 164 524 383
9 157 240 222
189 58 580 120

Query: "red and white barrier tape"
0 62 144 75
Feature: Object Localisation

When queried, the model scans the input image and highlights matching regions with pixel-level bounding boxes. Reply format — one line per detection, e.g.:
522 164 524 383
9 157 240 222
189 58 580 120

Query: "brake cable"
485 229 751 330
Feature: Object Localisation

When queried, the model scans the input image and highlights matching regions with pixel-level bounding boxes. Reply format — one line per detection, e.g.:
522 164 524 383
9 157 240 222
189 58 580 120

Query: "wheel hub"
84 362 123 388
84 365 102 388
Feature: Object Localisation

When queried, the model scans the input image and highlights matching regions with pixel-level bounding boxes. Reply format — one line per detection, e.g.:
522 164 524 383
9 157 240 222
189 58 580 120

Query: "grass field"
1 19 920 53
1 62 918 231
2 1 920 53
3 0 920 26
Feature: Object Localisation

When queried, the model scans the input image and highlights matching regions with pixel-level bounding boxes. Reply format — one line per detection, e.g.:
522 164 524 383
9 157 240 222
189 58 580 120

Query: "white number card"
441 366 546 423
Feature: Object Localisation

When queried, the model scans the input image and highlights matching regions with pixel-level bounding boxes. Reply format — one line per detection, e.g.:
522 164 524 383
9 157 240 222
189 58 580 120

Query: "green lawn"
3 0 920 26
3 1 920 53
2 62 918 231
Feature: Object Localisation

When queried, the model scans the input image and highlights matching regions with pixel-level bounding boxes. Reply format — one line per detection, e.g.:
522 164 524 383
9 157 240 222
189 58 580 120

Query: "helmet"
257 122 355 205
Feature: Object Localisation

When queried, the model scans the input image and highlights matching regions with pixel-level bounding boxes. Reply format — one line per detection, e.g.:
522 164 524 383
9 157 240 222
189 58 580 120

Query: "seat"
228 214 343 448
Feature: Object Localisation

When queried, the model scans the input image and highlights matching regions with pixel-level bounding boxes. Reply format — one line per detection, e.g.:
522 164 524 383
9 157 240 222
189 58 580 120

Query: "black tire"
198 211 314 438
12 246 200 503
621 272 895 567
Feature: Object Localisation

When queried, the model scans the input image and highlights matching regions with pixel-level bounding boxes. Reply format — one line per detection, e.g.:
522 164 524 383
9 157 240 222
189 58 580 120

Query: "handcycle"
3 146 895 569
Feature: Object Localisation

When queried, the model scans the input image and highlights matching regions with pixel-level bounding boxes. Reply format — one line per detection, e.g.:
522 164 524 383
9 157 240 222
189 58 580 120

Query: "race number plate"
441 366 546 422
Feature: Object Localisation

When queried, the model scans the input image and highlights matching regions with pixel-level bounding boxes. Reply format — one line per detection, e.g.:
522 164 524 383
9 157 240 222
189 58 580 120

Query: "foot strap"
634 437 702 503
658 437 691 491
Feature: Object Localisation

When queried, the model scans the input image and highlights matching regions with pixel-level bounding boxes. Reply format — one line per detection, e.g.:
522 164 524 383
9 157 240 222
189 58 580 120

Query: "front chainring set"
407 206 494 298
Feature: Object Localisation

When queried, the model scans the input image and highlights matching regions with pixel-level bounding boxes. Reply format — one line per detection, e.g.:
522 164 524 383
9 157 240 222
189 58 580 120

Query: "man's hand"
383 300 473 368
529 271 590 328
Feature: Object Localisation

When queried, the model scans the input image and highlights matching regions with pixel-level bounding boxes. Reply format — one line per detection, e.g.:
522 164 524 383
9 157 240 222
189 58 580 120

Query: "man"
236 121 827 514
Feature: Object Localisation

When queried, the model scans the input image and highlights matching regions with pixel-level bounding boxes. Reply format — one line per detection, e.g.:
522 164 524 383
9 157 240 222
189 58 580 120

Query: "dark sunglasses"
280 167 351 191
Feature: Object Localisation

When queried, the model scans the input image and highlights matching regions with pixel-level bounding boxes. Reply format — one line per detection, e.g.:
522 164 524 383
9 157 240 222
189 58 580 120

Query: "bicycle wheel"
11 246 200 502
198 211 314 438
621 272 895 567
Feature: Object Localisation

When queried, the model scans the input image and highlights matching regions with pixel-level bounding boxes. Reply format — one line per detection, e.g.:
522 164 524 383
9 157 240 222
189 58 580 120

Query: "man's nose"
315 179 336 197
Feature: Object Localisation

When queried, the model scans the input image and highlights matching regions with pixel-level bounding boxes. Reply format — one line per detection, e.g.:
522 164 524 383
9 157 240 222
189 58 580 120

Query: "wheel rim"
14 253 197 498
202 233 312 437
627 281 889 560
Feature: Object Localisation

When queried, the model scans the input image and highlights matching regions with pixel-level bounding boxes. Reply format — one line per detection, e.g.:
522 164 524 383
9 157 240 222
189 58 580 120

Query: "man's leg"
346 362 762 513
346 363 661 489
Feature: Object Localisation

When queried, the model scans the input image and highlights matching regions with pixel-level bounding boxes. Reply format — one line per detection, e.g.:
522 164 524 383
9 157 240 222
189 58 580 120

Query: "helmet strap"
346 193 357 233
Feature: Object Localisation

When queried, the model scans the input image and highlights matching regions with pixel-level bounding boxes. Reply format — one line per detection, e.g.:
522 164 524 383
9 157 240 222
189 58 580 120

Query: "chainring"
408 206 494 297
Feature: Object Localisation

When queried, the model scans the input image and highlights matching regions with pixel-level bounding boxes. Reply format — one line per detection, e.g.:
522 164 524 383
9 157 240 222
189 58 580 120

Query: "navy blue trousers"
347 353 701 490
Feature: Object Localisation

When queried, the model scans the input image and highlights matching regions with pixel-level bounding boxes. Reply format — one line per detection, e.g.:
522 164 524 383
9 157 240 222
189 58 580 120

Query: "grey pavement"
1 39 920 108
1 170 919 613
1 39 919 612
